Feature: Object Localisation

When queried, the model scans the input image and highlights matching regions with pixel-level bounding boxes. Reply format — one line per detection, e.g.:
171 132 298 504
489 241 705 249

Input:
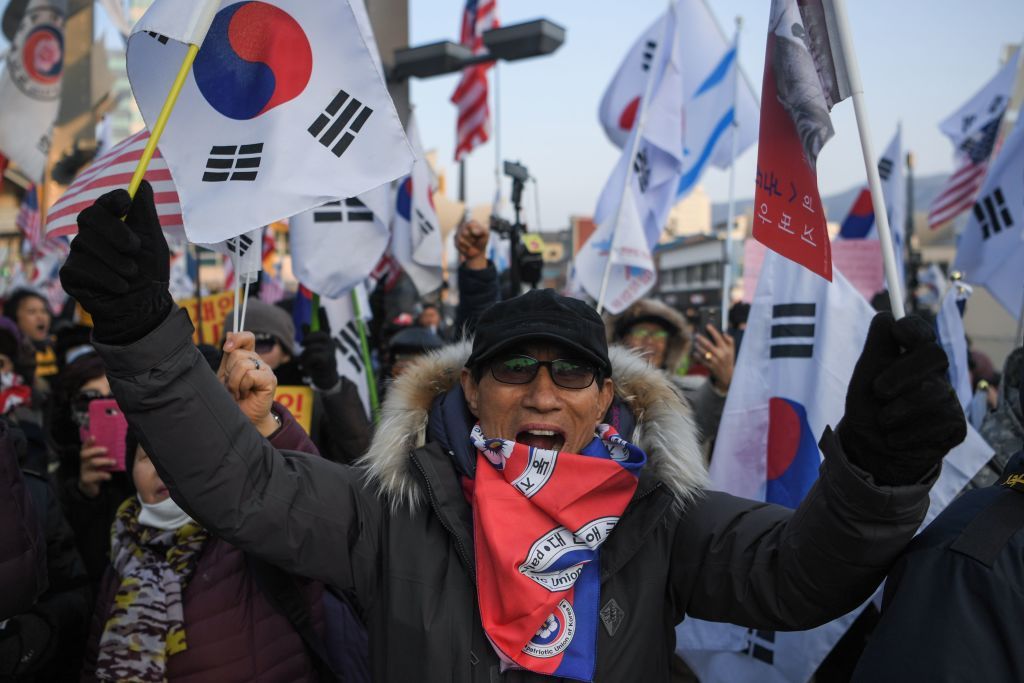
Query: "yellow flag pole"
126 43 200 199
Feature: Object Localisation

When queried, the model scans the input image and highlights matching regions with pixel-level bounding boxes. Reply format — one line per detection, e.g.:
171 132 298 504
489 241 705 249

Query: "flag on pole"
47 129 183 238
677 251 993 681
290 185 392 299
598 0 759 196
16 185 42 251
928 49 1019 230
838 128 906 286
320 284 373 419
936 281 973 412
0 0 66 182
752 0 853 281
451 0 498 161
125 0 413 246
952 109 1024 319
577 3 686 314
392 112 444 296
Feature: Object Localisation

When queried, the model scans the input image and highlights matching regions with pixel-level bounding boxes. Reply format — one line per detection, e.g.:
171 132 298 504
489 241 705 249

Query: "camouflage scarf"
95 497 208 682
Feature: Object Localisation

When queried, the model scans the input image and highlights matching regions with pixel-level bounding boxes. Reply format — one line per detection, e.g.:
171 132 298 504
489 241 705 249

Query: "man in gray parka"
59 183 967 682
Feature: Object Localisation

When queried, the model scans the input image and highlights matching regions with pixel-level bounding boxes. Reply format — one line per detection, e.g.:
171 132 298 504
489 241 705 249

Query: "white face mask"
137 494 193 531
0 371 20 391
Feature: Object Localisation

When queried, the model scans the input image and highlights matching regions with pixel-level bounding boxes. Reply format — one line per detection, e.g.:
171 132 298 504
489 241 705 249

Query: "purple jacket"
82 404 328 682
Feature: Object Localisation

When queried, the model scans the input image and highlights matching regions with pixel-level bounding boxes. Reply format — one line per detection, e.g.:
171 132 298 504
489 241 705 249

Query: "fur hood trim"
359 340 709 512
606 298 691 373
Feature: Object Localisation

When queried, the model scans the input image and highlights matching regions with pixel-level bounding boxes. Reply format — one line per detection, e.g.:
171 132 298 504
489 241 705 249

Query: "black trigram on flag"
633 148 651 193
877 156 893 182
313 198 374 223
973 187 1014 240
202 144 263 182
770 303 816 359
641 40 657 71
416 209 436 238
308 90 374 158
333 321 364 375
146 31 169 44
744 629 776 665
225 232 255 257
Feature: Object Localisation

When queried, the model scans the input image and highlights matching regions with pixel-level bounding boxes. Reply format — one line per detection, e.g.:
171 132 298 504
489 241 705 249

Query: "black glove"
59 180 173 345
838 312 967 485
299 329 339 390
0 613 52 676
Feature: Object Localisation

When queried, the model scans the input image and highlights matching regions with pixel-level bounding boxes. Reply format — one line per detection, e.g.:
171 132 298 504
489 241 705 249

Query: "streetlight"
388 19 566 82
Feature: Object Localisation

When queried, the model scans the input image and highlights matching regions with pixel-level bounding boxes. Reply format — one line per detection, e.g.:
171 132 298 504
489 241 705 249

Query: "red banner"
752 32 832 281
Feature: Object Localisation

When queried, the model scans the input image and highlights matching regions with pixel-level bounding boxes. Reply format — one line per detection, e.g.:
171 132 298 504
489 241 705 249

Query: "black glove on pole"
59 181 173 345
838 312 968 486
299 328 340 390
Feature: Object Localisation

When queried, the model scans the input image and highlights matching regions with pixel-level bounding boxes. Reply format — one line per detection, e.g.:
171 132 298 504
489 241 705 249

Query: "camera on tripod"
489 161 544 292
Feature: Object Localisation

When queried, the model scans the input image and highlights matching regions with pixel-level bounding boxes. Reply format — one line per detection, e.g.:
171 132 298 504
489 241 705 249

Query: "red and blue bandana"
470 424 646 681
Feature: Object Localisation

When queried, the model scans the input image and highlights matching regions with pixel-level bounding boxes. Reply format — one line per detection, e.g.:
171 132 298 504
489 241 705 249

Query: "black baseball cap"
466 289 611 374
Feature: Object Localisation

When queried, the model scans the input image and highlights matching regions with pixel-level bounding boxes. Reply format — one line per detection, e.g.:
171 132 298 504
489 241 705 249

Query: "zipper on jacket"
411 452 476 580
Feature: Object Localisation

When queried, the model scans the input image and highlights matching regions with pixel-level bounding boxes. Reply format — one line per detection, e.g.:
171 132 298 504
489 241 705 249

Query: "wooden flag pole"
125 0 221 198
829 0 906 318
127 43 200 199
350 288 380 424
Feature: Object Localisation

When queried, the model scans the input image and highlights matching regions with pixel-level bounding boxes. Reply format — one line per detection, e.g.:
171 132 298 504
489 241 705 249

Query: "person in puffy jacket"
60 183 968 683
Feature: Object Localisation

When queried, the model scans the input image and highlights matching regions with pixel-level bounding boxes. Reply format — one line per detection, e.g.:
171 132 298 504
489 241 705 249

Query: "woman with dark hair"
2 289 56 384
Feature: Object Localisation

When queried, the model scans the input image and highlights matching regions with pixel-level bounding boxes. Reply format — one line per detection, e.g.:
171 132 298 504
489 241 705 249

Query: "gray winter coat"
95 310 937 682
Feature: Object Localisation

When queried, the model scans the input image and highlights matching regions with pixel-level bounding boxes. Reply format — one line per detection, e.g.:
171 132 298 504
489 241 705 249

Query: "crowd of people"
0 182 1020 682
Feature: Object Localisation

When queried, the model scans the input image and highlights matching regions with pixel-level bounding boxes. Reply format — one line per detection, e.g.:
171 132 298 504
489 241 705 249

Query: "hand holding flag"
59 181 174 345
837 314 967 485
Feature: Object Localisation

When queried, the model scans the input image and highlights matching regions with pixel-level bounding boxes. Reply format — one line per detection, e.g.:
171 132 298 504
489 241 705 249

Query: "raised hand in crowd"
694 324 736 392
298 328 340 391
220 331 281 437
839 312 967 485
77 435 116 499
455 218 489 270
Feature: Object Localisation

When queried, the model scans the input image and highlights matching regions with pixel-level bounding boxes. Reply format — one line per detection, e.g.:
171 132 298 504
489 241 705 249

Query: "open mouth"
516 429 565 451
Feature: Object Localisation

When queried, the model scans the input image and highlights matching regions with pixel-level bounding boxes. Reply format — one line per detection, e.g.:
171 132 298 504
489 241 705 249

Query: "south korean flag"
127 0 414 246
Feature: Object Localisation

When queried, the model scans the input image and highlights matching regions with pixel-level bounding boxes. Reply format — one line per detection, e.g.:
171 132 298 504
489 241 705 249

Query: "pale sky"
406 0 1024 231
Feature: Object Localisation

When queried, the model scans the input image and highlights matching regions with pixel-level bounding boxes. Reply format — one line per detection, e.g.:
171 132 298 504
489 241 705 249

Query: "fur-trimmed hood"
606 298 691 372
359 340 709 512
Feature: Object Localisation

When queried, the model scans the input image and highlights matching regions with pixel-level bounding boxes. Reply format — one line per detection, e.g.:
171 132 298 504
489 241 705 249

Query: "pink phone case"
81 399 129 472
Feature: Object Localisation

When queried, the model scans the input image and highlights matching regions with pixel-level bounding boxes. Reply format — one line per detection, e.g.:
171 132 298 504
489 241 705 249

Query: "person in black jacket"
59 182 969 683
853 445 1024 682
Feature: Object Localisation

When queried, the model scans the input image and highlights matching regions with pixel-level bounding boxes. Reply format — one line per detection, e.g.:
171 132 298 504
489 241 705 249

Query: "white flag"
953 111 1024 318
127 0 414 245
0 0 66 181
936 282 973 412
939 49 1019 151
837 128 906 286
678 251 992 681
598 0 758 195
577 2 686 314
392 112 443 296
290 185 392 298
320 284 373 419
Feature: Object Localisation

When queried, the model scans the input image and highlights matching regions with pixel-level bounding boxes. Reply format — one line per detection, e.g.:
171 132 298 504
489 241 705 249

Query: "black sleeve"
454 262 499 341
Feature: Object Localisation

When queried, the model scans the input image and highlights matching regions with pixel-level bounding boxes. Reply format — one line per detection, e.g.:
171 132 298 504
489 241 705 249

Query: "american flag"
16 184 41 250
46 129 183 238
928 116 1003 229
450 0 498 161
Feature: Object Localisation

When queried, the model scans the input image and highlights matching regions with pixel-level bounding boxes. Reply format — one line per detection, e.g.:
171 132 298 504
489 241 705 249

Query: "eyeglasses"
626 328 669 341
253 333 279 355
489 355 598 390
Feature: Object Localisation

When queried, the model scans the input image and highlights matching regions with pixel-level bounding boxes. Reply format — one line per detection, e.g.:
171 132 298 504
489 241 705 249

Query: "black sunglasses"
253 333 279 354
489 355 597 390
